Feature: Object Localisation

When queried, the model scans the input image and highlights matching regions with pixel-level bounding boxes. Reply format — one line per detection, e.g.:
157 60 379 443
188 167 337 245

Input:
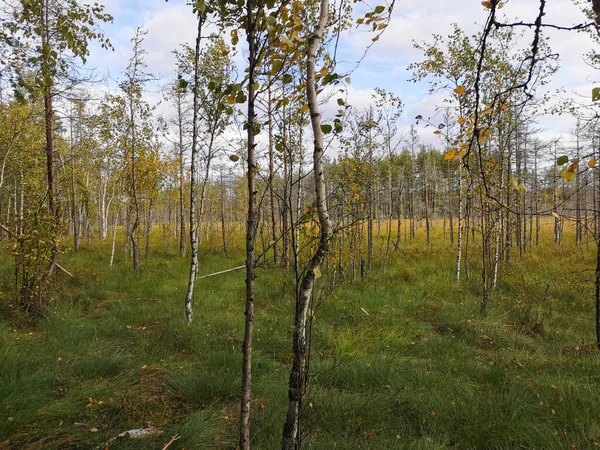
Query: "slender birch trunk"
184 15 204 323
178 91 186 257
282 1 331 447
268 83 279 265
456 162 463 283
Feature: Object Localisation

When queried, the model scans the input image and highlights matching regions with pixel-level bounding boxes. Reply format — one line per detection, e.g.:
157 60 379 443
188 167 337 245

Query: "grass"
0 220 599 449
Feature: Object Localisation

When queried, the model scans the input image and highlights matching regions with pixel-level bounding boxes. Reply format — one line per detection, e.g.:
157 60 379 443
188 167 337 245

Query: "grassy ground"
1 222 599 449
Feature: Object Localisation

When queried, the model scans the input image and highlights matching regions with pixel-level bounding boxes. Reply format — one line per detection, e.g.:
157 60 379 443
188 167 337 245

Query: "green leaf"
415 115 423 121
593 87 600 102
282 74 293 84
177 78 189 91
270 59 283 75
320 124 332 134
556 155 569 166
337 98 345 106
374 5 385 14
236 91 247 104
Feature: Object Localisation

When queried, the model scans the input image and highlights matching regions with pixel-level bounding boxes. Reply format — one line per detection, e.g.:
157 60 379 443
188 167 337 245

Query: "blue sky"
86 0 597 150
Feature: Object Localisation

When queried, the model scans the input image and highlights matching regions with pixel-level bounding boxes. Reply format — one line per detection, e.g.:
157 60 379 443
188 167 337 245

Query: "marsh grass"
0 221 599 449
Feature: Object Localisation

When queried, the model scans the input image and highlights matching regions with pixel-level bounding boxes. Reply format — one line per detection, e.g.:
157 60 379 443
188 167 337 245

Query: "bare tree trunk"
282 99 290 270
268 83 279 265
534 143 540 246
100 178 110 240
145 203 152 259
220 167 228 256
282 1 331 447
178 92 186 257
110 207 119 267
129 92 140 272
184 15 204 323
515 126 523 259
424 171 431 246
456 163 463 283
576 125 582 245
69 111 80 251
18 171 24 235
239 3 258 447
367 127 374 271
505 129 512 263
384 166 393 263
553 142 560 245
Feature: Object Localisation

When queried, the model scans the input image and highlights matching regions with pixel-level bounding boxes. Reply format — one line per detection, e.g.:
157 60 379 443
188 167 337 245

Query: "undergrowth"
0 221 598 449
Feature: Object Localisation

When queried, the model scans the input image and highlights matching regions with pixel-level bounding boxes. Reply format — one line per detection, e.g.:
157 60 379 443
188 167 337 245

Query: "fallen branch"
161 434 180 450
95 427 163 449
196 265 245 280
0 223 74 279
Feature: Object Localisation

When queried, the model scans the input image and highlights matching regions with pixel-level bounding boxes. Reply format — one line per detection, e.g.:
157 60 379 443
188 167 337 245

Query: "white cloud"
82 0 599 156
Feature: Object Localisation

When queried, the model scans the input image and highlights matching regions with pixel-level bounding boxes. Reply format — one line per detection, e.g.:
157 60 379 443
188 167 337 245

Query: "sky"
84 0 599 152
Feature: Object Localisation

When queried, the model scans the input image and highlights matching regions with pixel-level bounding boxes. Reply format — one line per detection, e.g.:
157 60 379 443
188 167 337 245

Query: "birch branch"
196 265 245 280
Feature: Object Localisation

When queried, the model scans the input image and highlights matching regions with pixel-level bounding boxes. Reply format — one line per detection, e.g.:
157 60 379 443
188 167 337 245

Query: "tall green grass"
0 221 598 449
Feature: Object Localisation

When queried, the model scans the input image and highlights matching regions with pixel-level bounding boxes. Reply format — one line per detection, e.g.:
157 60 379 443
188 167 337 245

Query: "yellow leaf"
313 267 321 278
141 364 148 369
457 117 466 126
229 155 240 162
456 150 467 159
280 35 294 48
300 104 309 113
588 157 596 168
227 95 235 105
320 67 329 76
481 0 491 8
564 170 576 182
497 2 505 8
444 149 457 160
456 85 466 96
477 127 490 143
433 130 441 135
